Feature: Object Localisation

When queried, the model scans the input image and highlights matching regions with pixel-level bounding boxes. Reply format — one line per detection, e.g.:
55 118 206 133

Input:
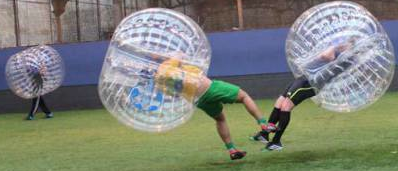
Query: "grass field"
1 92 398 171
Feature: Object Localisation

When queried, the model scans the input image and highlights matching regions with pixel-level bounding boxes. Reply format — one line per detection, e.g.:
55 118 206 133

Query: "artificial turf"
0 92 398 171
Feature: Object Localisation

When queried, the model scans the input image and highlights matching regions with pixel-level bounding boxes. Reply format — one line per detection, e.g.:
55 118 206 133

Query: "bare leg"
236 89 264 120
214 111 232 144
213 111 247 160
274 96 285 109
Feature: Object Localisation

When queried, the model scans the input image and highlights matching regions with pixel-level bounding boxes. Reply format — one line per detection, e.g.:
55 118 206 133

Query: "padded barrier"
1 20 398 90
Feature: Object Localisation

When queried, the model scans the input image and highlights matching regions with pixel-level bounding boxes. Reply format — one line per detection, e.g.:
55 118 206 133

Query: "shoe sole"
249 137 269 144
258 139 269 145
269 147 283 151
262 146 283 152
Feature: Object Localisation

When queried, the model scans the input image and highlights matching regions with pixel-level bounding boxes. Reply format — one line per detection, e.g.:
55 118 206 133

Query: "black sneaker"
249 130 269 144
26 115 34 120
45 113 54 119
229 150 247 160
264 142 283 151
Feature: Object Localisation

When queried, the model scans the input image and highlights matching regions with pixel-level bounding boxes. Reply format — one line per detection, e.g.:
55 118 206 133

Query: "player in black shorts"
251 38 357 150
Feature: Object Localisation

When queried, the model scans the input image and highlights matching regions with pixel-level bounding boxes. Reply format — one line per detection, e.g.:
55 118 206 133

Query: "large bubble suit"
98 8 211 132
286 1 395 112
5 45 65 99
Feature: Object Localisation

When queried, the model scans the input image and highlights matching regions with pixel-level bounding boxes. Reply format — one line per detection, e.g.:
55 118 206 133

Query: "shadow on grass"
185 143 398 171
208 159 255 166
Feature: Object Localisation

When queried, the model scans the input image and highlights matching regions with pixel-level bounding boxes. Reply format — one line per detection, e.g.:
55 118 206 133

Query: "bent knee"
274 96 286 108
280 99 295 111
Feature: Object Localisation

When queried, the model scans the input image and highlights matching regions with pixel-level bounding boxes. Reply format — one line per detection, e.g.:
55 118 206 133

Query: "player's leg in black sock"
253 102 282 142
272 111 291 143
39 97 53 118
266 96 286 132
269 96 286 125
271 77 314 143
268 107 281 124
266 110 290 151
263 107 280 133
27 97 39 120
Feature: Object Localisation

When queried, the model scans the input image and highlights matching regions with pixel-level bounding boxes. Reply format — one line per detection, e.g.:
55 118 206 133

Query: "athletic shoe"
26 115 34 120
265 142 283 151
249 130 269 144
229 150 247 160
45 113 54 118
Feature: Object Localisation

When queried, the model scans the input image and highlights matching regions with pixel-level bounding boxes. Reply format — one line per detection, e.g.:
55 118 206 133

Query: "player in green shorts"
156 58 275 160
195 78 274 160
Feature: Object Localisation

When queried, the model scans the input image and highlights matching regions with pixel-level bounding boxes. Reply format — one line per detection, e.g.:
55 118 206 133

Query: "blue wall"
1 20 398 90
207 28 290 76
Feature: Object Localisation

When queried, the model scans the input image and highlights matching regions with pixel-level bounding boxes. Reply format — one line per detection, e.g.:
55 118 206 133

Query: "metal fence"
0 0 202 49
0 0 114 48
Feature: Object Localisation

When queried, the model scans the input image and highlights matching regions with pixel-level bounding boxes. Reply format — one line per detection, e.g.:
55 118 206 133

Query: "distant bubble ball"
5 45 65 99
286 1 395 112
98 8 211 132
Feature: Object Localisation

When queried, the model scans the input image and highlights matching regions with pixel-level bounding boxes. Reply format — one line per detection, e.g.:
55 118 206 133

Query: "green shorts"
196 80 240 118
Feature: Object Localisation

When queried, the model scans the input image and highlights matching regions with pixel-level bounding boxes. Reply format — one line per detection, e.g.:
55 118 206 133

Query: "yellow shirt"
155 58 202 101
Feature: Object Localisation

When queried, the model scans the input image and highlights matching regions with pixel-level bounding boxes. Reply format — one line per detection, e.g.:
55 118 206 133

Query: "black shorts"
313 55 356 88
282 77 317 106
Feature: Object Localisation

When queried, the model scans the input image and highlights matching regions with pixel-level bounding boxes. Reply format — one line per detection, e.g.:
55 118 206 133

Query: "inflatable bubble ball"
285 1 395 112
98 8 211 132
6 45 65 99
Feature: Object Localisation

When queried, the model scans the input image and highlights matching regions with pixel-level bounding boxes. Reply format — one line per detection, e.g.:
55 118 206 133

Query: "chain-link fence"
0 0 114 48
0 0 18 48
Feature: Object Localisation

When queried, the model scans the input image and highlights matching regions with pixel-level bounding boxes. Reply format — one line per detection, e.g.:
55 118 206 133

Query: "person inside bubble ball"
251 38 357 151
26 66 54 120
152 52 276 160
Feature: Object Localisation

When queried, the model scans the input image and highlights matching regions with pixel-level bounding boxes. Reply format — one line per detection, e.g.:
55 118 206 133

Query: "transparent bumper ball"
5 45 65 99
98 8 211 132
285 1 395 112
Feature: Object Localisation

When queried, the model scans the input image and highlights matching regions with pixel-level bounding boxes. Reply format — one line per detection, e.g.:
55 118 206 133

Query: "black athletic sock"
28 97 39 116
268 107 281 124
39 98 51 114
272 111 291 143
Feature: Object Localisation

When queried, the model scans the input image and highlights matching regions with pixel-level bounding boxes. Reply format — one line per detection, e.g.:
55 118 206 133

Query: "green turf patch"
1 92 398 171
